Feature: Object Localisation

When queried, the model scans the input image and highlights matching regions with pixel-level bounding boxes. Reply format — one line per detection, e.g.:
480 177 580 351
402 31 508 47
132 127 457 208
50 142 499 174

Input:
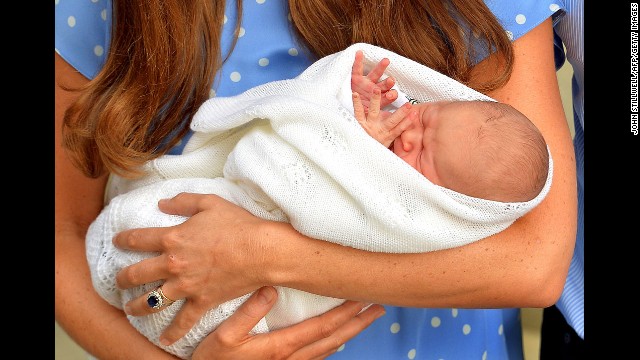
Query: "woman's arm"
274 17 576 306
273 17 576 306
55 53 178 359
116 17 577 344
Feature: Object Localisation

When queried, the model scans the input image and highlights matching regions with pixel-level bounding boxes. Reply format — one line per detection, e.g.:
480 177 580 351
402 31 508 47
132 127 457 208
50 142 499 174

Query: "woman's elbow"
520 252 573 307
526 274 566 307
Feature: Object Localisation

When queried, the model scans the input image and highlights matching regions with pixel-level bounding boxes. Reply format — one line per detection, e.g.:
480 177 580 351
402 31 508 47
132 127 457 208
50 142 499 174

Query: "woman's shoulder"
55 0 111 80
486 0 565 41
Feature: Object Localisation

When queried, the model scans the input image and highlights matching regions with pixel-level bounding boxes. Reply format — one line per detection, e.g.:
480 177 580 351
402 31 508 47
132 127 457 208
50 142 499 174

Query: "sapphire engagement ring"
147 286 175 309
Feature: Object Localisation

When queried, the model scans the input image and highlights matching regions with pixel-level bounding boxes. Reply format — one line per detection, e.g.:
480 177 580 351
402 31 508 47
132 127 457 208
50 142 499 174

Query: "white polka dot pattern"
430 316 441 328
390 322 401 333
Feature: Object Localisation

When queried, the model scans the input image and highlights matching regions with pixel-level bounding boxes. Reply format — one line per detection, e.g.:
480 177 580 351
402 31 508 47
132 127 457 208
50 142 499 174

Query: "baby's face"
392 101 483 189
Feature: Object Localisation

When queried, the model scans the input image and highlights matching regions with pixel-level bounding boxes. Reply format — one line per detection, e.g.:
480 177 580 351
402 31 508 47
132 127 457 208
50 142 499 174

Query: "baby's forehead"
445 100 497 113
438 101 491 124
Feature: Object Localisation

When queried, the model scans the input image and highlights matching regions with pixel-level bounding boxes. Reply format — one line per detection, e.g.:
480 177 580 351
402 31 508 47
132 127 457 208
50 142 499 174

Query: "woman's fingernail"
258 287 275 304
375 309 386 319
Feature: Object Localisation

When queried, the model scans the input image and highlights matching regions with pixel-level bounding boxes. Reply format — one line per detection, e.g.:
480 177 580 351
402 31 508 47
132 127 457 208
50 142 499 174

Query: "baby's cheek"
393 137 420 169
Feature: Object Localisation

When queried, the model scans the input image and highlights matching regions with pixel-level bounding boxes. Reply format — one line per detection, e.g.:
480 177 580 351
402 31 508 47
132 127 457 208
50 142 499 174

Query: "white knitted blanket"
86 43 552 359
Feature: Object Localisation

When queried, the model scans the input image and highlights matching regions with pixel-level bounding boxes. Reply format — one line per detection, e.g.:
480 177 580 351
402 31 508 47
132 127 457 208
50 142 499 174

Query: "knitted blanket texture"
86 43 552 359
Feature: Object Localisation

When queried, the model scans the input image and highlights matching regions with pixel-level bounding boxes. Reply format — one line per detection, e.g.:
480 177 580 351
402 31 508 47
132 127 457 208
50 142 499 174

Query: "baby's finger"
380 88 398 108
384 102 413 130
393 114 416 140
352 92 367 125
377 76 396 92
367 58 390 83
352 50 365 77
368 88 382 120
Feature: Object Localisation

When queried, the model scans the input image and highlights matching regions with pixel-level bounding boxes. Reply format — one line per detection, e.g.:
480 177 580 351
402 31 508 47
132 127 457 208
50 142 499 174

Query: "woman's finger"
213 287 277 338
158 192 227 217
122 278 181 316
116 254 170 289
272 300 372 354
287 303 386 360
113 226 171 252
159 298 216 346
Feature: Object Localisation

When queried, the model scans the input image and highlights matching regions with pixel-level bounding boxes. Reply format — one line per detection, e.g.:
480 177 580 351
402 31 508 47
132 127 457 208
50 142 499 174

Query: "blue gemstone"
147 294 159 308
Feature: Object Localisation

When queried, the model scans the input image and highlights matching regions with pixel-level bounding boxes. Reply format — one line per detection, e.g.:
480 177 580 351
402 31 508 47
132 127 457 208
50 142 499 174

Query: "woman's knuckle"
121 267 140 284
173 192 189 201
212 329 236 347
199 194 218 208
125 229 143 247
165 254 183 275
319 322 337 339
159 230 181 248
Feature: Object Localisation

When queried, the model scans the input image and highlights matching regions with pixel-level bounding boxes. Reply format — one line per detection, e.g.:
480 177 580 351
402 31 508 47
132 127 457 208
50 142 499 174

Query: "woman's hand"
113 192 278 344
193 286 385 360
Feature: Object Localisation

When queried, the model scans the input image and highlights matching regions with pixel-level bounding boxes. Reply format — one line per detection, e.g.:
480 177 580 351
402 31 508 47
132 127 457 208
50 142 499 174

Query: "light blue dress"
55 1 564 358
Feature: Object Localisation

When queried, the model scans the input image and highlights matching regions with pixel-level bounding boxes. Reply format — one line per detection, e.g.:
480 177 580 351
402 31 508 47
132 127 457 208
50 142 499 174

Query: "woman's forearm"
265 204 573 309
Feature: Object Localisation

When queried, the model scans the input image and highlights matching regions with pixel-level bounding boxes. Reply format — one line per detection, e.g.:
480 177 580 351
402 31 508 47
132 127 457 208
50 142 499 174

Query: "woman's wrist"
253 220 363 298
253 220 303 287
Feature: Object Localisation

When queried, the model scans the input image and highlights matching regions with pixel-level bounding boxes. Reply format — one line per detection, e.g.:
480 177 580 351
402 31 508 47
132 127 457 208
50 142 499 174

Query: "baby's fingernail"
159 337 171 346
124 304 132 314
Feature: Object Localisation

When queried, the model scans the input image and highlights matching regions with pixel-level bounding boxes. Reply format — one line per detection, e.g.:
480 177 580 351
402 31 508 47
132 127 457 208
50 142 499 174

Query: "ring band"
147 286 175 309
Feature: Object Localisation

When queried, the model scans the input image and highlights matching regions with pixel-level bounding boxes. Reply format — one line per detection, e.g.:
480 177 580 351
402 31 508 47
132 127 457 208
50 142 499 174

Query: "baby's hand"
351 50 398 111
353 87 415 148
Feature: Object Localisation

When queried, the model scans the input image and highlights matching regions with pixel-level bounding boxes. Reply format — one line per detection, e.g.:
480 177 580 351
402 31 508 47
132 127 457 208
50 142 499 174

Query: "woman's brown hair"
61 0 513 178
